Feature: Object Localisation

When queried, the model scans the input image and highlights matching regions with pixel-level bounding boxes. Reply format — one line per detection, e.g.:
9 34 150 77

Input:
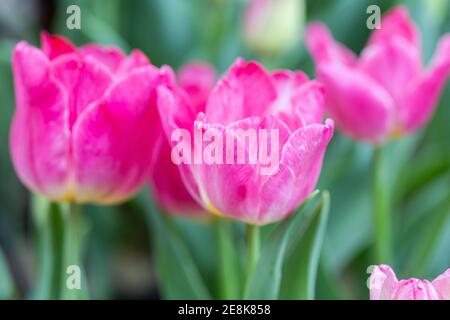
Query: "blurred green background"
0 0 449 299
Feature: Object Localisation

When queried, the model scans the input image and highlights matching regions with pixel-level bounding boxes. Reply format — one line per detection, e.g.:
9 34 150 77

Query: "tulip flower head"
369 264 450 300
149 62 216 216
305 6 450 144
157 58 333 225
10 32 168 204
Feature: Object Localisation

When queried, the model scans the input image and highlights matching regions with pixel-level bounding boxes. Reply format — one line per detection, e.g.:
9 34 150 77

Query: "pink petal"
50 54 113 129
205 58 276 124
71 67 161 204
40 31 76 60
195 116 292 224
369 265 398 300
359 36 421 107
432 268 450 300
261 119 334 224
178 61 216 112
79 44 126 73
368 6 420 49
305 23 357 67
10 41 71 199
150 137 205 216
394 279 440 300
401 34 450 133
156 85 204 205
269 70 325 130
116 49 152 76
318 63 394 143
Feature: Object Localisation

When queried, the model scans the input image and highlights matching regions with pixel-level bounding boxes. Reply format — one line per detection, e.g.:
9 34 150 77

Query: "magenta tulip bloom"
157 58 333 225
10 33 166 204
149 62 216 216
369 265 450 300
305 6 450 143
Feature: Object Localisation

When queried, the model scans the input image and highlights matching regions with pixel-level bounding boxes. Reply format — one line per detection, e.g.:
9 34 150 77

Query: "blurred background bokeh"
0 0 449 299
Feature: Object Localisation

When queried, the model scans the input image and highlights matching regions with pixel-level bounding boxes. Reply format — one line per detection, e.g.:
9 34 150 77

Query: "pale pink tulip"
305 6 450 143
369 264 450 300
149 62 216 216
10 32 168 204
157 58 333 225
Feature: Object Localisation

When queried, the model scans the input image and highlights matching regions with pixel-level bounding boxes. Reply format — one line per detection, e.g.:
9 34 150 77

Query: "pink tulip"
305 6 450 143
157 58 333 225
149 62 216 216
10 32 168 204
369 264 450 300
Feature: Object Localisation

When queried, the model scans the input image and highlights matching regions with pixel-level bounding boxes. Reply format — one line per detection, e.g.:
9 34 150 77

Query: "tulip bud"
369 264 450 300
243 0 305 56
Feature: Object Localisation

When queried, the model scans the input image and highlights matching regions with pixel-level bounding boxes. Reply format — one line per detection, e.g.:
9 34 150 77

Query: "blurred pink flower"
157 58 333 225
149 62 216 217
369 264 450 300
305 6 450 143
10 32 168 204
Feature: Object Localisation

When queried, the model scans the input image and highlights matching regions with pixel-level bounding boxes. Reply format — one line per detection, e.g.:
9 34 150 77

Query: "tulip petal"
11 42 71 199
259 119 334 223
305 23 356 67
394 279 440 300
269 71 325 130
432 268 450 300
116 49 152 76
205 58 276 124
50 54 113 129
369 264 398 300
196 116 291 224
359 37 421 106
71 67 161 204
318 63 394 143
40 31 76 60
79 44 126 73
400 34 450 133
156 85 204 205
178 61 216 111
368 6 420 49
150 138 205 216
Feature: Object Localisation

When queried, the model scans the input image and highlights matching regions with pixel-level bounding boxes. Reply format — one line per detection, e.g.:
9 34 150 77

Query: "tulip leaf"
0 247 14 299
280 192 330 299
243 191 321 299
140 192 211 300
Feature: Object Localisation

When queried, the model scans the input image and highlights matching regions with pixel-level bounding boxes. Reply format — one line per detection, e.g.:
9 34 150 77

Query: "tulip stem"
246 224 260 279
60 203 89 299
215 219 240 299
372 146 392 264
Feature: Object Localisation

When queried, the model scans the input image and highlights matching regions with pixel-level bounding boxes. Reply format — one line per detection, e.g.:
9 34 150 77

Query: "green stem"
32 196 64 300
60 203 89 300
246 224 260 279
372 146 392 264
215 219 240 299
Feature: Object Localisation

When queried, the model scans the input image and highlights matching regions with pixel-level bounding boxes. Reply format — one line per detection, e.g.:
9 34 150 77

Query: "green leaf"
402 194 450 277
280 192 330 299
243 191 320 299
140 192 211 299
0 247 14 299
